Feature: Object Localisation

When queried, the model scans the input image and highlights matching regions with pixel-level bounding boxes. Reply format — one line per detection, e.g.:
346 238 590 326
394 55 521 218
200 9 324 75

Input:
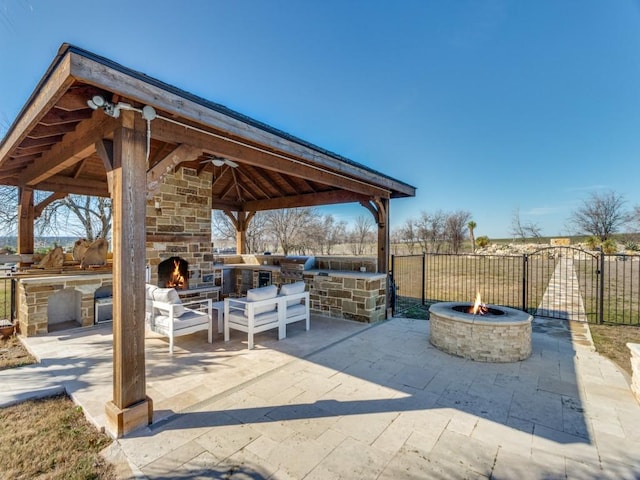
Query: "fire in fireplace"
158 256 189 289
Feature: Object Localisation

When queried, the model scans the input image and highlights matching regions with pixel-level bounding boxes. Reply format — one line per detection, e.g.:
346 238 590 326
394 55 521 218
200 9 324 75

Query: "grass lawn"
589 323 640 376
1 338 114 479
0 394 115 479
0 335 36 369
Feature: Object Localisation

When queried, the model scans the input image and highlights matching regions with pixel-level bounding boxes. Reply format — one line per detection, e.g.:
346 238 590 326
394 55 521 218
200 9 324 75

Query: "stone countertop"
16 272 113 284
212 264 386 280
306 269 386 280
213 264 281 272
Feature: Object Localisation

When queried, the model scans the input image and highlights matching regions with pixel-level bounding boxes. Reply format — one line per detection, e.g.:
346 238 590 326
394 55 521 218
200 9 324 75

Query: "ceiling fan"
201 156 238 168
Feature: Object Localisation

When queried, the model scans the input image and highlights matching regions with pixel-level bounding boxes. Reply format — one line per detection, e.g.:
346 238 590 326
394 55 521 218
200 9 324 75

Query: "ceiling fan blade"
225 159 239 168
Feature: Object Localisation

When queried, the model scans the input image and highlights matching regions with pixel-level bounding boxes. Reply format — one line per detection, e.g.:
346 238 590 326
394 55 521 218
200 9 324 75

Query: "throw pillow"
279 281 306 307
245 285 278 316
152 287 185 317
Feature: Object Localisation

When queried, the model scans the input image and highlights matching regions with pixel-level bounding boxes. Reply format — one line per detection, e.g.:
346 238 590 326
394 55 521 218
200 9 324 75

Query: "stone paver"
1 313 640 479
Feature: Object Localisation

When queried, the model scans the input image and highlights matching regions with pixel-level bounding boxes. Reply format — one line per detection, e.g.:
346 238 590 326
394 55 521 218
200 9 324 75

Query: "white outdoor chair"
145 284 212 354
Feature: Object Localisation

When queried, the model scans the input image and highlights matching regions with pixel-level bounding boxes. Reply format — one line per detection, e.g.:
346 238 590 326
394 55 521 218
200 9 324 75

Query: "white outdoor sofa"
145 284 213 354
224 282 310 349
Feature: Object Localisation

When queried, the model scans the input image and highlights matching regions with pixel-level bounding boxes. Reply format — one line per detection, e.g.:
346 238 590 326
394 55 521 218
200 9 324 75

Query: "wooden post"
361 197 391 317
359 198 389 274
17 187 34 266
104 111 152 437
376 198 389 275
223 210 254 255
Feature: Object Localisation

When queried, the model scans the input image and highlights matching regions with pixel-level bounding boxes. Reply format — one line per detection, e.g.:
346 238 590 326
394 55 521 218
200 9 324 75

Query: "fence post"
598 248 605 325
522 254 528 312
421 253 426 306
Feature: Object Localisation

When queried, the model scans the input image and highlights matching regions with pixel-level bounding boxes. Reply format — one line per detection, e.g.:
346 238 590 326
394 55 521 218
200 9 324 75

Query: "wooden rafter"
18 110 119 186
146 143 201 198
149 118 390 199
245 190 371 211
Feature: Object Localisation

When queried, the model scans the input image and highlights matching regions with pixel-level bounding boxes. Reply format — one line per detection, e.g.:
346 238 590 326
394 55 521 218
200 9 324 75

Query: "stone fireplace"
158 256 189 289
146 166 216 292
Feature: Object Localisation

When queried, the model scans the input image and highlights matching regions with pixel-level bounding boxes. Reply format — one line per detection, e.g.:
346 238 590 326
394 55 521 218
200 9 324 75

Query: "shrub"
475 236 490 248
624 241 639 252
602 239 618 254
585 236 600 250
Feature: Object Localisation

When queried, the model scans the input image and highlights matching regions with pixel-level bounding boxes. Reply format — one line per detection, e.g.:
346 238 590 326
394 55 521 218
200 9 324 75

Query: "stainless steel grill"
280 256 315 280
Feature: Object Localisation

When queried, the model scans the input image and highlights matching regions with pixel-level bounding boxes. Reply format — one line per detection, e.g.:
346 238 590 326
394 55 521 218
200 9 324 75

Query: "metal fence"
0 276 14 322
391 247 640 325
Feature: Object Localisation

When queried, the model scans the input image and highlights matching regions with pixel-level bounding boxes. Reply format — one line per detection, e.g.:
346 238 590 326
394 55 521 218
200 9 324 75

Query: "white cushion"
286 303 307 320
245 285 278 316
228 309 280 327
154 309 209 332
279 281 306 307
152 287 185 317
145 284 159 320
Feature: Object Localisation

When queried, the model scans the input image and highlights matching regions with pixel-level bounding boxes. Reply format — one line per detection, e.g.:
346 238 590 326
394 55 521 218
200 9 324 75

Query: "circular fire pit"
429 302 532 362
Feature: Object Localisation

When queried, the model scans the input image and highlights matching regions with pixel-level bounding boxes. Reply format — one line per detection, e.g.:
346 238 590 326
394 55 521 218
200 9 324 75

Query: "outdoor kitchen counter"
217 264 281 272
304 269 387 323
305 269 386 280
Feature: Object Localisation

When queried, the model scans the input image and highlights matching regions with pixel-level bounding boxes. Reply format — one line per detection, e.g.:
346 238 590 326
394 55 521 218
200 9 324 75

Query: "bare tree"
349 215 374 255
398 218 417 254
265 207 319 255
568 191 630 241
415 210 446 253
211 210 270 253
306 214 347 254
45 195 112 241
0 186 111 240
510 208 542 242
444 210 471 254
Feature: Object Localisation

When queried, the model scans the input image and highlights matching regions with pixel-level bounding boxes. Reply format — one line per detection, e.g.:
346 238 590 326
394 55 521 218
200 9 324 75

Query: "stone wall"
146 167 215 288
305 272 386 323
629 343 640 405
16 274 112 336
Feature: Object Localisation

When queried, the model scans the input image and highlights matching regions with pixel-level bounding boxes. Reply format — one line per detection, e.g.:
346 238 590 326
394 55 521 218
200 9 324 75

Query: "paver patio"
3 315 640 479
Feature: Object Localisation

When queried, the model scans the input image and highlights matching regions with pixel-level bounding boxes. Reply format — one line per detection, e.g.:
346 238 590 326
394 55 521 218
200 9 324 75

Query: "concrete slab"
1 315 639 479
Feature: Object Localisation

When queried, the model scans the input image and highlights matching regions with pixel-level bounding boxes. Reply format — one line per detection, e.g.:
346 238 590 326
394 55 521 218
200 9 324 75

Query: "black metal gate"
391 247 604 323
525 246 601 323
390 254 425 314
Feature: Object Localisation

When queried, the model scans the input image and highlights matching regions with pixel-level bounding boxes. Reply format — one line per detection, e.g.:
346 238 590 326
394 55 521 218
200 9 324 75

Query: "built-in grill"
280 256 315 280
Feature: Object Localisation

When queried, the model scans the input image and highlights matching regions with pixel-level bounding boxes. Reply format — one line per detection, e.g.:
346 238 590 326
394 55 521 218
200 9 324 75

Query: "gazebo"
0 44 415 436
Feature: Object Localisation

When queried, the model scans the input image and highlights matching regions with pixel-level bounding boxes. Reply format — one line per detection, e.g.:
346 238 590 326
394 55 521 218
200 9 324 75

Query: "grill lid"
280 256 316 270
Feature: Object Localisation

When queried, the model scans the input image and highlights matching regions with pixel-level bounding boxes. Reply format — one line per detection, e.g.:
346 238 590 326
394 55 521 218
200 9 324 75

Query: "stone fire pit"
429 302 532 362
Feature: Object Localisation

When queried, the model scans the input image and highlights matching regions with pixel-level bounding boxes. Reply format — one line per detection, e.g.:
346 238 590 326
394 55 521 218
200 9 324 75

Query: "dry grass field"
0 394 115 479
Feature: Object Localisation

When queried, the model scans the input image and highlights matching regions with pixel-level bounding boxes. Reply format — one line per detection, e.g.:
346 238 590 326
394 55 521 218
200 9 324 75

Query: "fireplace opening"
158 256 189 290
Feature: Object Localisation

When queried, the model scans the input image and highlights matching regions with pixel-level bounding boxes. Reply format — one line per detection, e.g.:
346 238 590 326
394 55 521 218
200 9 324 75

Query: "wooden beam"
37 175 110 197
26 123 77 139
211 199 242 211
19 109 118 186
147 119 391 199
146 143 201 198
34 192 67 218
244 190 370 211
105 111 152 437
221 210 254 254
18 135 65 149
38 107 93 126
360 198 389 275
17 187 34 256
69 50 414 198
95 139 114 194
0 54 75 170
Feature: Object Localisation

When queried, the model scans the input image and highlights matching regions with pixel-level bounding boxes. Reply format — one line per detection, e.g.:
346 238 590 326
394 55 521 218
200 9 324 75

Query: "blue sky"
1 0 640 239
